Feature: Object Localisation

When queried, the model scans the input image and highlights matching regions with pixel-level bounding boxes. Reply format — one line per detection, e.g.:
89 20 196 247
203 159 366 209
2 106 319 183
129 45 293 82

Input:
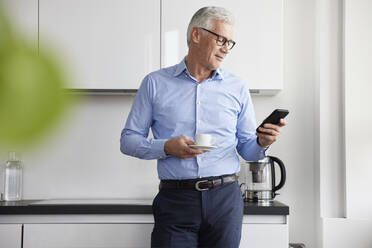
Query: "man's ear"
191 27 201 45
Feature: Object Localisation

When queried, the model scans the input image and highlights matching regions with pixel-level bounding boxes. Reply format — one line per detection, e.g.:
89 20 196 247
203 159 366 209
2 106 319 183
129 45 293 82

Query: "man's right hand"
164 136 205 159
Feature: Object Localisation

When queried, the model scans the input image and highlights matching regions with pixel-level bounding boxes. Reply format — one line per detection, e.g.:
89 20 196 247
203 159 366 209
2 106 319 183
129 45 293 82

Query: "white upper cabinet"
39 0 160 89
4 1 282 91
2 0 38 47
161 0 283 92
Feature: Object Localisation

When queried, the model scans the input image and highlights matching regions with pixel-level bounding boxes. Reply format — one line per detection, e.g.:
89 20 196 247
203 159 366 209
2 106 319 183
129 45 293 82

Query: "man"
120 6 286 248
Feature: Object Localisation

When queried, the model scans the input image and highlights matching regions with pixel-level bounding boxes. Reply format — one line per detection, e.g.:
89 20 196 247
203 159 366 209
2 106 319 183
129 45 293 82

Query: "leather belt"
159 174 238 191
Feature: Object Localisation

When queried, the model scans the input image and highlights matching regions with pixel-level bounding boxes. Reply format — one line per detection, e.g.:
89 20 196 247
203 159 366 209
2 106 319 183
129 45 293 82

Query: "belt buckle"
195 180 210 191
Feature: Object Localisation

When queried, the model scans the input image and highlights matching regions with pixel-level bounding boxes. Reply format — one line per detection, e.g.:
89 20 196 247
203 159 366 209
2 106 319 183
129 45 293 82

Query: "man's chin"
210 61 222 70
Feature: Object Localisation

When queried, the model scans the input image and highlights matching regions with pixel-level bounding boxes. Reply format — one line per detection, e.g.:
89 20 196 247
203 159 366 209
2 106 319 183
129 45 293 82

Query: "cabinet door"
0 224 22 248
23 223 154 248
39 0 160 89
1 0 38 47
162 0 283 91
240 223 288 248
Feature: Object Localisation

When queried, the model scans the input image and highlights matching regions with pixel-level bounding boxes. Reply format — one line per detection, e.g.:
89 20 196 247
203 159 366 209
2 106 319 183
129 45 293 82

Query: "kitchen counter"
0 199 289 215
0 199 289 248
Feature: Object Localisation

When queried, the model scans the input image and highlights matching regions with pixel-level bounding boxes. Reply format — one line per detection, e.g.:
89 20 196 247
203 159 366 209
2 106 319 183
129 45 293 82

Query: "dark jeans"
151 180 244 248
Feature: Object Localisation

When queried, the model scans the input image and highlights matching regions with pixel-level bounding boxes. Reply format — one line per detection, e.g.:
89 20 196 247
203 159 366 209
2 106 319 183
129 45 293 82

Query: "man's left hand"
256 119 286 148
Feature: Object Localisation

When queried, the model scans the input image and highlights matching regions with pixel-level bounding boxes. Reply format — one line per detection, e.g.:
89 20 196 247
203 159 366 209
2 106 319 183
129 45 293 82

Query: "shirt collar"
173 57 224 81
212 68 224 80
173 58 188 77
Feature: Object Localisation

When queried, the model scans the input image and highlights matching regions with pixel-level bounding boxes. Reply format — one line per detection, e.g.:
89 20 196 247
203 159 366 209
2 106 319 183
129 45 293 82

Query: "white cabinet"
161 0 283 92
240 215 288 248
241 224 288 247
11 214 287 248
4 1 282 92
23 222 287 248
0 224 22 248
2 0 38 47
241 224 288 248
39 0 160 89
23 223 153 248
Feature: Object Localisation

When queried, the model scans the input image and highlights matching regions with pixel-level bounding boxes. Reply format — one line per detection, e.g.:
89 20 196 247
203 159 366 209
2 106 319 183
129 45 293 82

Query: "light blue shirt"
120 59 267 180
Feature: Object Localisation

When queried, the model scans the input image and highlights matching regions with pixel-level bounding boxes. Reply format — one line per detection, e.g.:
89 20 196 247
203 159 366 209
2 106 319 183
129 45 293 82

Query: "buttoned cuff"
255 138 269 159
151 139 169 159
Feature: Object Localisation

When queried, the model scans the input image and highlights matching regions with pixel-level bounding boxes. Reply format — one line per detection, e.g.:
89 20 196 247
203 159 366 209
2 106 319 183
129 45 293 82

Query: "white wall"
316 0 345 220
19 96 160 200
323 218 372 248
316 0 372 247
254 1 316 246
344 0 372 219
0 0 316 246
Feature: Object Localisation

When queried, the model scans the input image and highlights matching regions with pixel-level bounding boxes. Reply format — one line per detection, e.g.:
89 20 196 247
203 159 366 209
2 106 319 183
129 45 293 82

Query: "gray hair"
187 6 235 47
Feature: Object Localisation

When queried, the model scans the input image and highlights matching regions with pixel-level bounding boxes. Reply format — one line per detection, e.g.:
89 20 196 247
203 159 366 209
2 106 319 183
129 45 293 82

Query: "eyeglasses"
199 27 236 50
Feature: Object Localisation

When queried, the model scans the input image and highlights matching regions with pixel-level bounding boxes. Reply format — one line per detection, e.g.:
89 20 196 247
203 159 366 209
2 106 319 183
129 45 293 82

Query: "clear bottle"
4 151 23 201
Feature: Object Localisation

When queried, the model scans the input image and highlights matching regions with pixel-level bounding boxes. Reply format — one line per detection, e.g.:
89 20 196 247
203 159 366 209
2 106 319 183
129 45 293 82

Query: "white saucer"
189 145 217 151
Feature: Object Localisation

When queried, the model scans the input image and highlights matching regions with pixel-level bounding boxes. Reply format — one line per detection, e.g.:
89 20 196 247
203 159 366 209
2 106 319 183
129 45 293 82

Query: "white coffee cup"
195 134 214 146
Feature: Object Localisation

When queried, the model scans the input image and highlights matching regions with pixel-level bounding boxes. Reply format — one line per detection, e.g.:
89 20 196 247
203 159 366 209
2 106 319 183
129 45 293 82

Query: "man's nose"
221 44 229 54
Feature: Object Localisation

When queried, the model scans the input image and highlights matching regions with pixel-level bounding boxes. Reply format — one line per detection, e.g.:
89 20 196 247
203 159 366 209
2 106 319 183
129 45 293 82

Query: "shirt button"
197 101 200 105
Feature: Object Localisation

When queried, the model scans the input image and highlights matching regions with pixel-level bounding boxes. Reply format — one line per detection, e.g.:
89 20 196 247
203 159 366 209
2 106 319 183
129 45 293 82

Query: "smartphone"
256 109 289 133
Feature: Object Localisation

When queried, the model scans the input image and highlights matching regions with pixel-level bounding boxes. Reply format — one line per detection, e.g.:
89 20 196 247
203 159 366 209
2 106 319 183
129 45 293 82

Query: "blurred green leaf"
0 6 71 149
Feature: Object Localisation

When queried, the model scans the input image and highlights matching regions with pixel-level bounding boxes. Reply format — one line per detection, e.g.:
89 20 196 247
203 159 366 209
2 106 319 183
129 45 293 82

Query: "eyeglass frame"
199 27 236 50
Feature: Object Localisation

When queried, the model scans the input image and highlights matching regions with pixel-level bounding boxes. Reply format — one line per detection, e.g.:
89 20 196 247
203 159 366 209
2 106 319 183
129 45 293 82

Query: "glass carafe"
240 156 286 202
4 151 23 201
247 158 272 192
